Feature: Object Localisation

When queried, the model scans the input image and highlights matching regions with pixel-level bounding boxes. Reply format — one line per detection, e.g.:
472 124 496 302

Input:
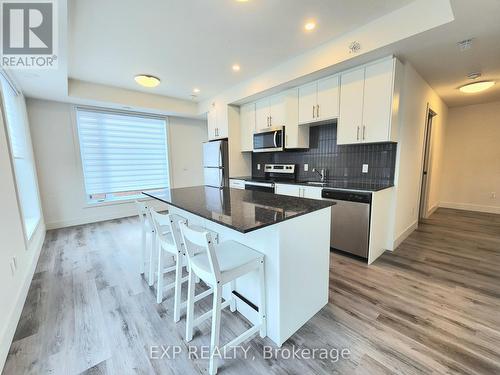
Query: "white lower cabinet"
229 179 246 189
275 183 322 199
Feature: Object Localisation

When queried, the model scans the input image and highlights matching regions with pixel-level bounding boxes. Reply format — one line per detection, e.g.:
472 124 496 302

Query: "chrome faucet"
312 168 327 182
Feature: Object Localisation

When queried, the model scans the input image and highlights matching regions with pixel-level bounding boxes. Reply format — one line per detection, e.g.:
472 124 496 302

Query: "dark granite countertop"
231 176 393 192
144 186 334 234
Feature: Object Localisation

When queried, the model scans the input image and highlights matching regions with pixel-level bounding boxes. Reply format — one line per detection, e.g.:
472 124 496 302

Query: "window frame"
71 105 172 207
0 71 43 245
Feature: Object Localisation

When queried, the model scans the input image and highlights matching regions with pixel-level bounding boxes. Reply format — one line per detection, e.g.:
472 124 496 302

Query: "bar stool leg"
185 271 196 342
258 260 267 338
209 284 222 375
156 245 164 303
140 226 146 274
229 280 236 312
148 232 156 286
173 251 183 322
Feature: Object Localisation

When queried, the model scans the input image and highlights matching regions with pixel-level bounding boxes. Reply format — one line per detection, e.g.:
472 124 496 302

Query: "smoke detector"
457 39 473 51
467 72 481 80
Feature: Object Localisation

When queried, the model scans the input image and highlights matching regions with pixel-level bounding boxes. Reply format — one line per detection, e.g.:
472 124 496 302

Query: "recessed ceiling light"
459 81 495 94
193 88 200 93
232 64 241 72
304 21 316 31
134 74 160 88
236 0 249 2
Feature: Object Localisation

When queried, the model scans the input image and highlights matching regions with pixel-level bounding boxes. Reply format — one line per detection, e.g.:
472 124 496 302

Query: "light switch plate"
362 164 369 173
257 164 261 170
304 164 309 172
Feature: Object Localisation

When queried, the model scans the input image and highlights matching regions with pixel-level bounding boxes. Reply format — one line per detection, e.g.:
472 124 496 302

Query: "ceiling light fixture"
304 21 316 31
134 74 160 88
232 64 241 72
459 81 495 94
193 88 200 93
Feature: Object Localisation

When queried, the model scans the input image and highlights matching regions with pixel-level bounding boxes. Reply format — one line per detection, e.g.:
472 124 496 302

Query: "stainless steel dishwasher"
321 189 372 259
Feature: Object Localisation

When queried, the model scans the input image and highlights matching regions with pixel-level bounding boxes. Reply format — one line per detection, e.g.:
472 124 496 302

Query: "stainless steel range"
244 164 296 193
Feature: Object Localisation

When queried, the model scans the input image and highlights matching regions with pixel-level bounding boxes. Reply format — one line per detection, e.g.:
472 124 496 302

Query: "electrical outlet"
491 192 496 199
304 164 309 172
362 164 369 173
257 164 261 170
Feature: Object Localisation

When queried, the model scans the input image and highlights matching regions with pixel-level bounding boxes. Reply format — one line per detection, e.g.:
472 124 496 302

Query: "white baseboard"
45 213 134 230
392 221 418 250
0 223 46 372
439 202 500 215
428 204 439 216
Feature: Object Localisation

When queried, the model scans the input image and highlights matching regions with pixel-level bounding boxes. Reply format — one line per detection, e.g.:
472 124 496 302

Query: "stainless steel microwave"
253 127 284 152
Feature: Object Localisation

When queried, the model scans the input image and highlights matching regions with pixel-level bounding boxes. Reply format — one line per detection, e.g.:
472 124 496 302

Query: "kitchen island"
144 186 333 346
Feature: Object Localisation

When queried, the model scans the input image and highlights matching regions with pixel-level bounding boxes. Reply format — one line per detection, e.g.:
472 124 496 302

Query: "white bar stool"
135 200 163 286
179 222 266 375
149 210 215 322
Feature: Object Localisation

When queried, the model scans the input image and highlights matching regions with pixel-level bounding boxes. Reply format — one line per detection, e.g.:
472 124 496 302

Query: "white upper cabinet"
338 67 365 144
317 75 340 121
362 59 395 143
298 82 317 124
255 98 270 131
207 106 229 141
298 75 339 125
240 103 255 152
269 93 287 127
207 107 218 140
255 93 287 131
338 58 401 145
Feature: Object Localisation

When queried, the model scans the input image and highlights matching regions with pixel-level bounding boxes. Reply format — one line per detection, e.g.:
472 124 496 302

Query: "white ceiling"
394 0 500 107
68 0 413 102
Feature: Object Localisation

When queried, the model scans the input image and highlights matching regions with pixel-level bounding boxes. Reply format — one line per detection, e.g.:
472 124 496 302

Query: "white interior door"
363 59 394 143
338 68 365 145
298 82 317 124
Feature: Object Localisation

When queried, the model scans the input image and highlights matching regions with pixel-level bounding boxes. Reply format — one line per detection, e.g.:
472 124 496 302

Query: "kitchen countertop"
144 186 334 234
231 176 393 192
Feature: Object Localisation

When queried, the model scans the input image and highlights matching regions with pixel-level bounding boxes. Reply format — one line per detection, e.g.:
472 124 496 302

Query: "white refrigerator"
203 140 229 188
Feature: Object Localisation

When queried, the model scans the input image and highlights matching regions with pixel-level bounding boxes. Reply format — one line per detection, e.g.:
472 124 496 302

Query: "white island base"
168 206 331 347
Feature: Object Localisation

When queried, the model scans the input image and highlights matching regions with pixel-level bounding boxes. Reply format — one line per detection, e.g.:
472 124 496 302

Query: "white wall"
389 62 448 249
0 96 45 371
440 101 500 214
26 98 207 229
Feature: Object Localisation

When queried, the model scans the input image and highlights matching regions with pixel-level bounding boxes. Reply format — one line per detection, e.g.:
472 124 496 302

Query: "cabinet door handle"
316 104 320 118
312 105 315 119
357 126 360 140
362 125 366 140
269 116 272 126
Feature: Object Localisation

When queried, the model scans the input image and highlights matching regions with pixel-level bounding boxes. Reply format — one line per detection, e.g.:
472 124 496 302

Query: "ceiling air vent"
457 39 473 51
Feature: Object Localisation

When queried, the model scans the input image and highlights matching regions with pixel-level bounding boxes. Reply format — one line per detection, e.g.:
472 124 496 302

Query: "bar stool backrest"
179 221 221 282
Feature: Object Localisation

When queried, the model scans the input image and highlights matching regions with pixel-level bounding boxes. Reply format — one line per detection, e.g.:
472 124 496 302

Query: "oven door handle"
273 131 278 148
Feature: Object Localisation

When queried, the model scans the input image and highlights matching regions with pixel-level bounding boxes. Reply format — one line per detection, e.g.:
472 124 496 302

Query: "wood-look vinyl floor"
3 208 500 374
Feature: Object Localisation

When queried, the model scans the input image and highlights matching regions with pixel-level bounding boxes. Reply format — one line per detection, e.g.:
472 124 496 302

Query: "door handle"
316 104 320 118
312 105 315 119
273 131 278 148
269 116 272 126
362 125 366 140
357 126 360 140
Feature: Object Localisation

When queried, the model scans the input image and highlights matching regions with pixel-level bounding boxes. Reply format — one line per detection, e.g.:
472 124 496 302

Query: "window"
75 108 170 203
0 72 42 240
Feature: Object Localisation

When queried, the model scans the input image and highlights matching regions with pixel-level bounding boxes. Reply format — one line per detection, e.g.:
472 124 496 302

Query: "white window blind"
76 108 169 201
0 72 42 240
